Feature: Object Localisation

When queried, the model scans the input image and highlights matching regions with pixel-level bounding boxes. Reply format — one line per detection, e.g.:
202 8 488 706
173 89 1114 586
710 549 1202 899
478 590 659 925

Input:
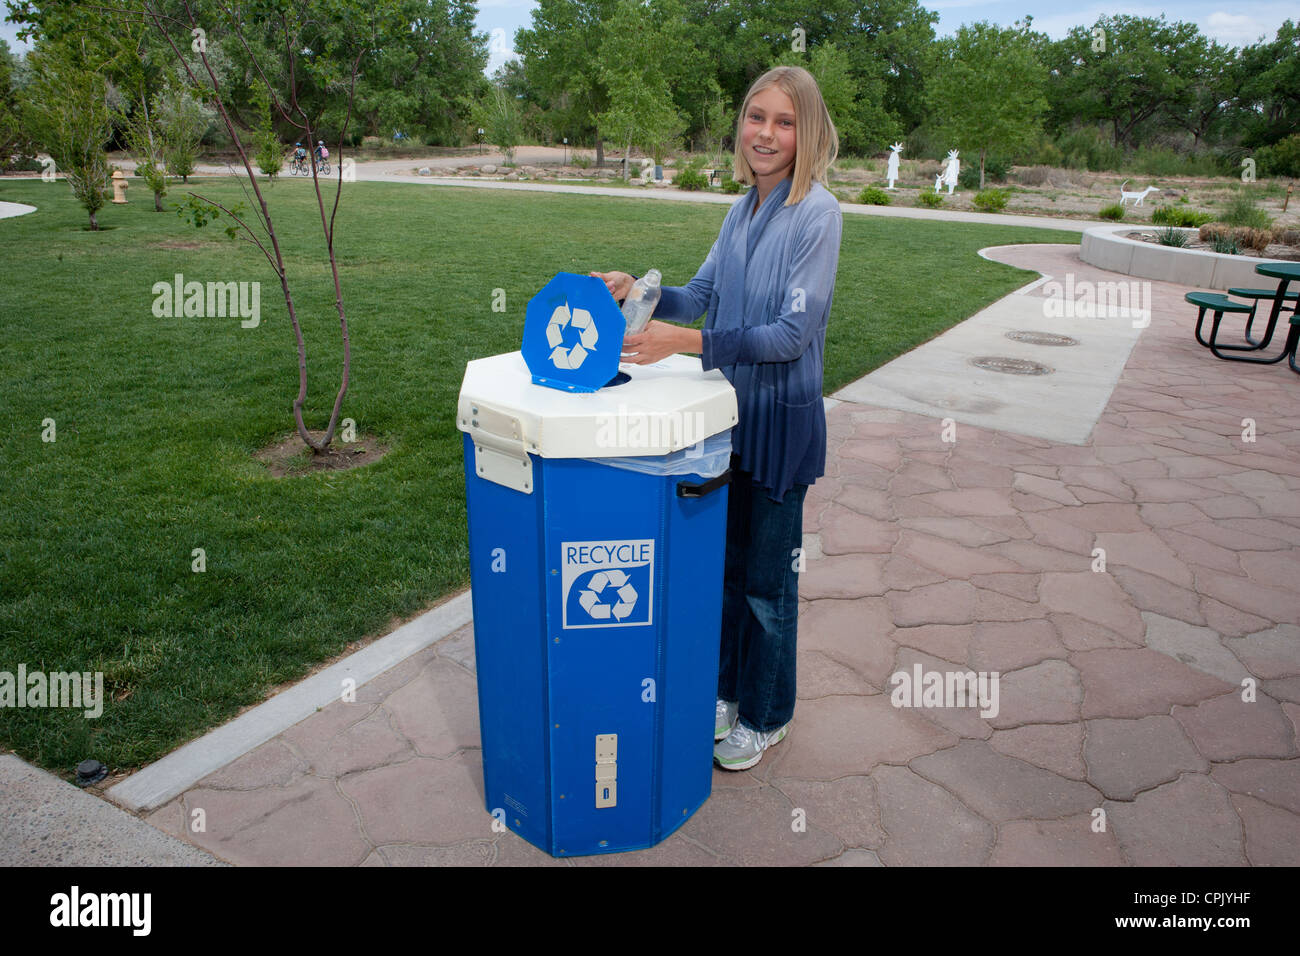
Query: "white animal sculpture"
935 150 959 195
1119 181 1159 206
886 142 903 189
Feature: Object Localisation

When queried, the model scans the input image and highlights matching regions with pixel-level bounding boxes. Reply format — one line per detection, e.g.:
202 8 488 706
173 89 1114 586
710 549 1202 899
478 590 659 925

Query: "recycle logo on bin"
546 302 597 370
577 568 638 622
561 539 653 629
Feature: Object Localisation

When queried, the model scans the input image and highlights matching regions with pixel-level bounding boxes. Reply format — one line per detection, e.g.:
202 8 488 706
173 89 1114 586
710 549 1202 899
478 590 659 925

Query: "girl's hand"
623 321 699 365
589 270 634 302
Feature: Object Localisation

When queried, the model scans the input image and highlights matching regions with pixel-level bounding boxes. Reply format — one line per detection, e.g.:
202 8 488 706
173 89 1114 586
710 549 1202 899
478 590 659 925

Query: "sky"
2 0 1295 73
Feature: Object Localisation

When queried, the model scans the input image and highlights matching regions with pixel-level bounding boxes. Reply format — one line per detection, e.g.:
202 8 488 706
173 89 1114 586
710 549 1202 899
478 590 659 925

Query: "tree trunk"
979 148 986 191
154 190 164 212
596 133 604 167
88 210 99 230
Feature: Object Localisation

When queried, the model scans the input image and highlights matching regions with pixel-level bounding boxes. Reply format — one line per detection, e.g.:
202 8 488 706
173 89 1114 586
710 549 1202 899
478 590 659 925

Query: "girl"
593 65 842 771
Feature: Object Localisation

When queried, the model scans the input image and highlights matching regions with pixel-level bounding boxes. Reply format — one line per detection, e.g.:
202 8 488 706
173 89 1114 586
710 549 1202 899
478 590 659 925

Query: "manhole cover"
1006 330 1079 347
970 356 1053 375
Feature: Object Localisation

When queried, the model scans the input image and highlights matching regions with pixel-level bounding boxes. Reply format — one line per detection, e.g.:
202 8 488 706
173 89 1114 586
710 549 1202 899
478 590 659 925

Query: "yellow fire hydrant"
111 169 129 204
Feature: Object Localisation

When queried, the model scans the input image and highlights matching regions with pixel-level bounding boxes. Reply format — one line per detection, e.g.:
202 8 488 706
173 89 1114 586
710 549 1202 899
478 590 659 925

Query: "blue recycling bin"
456 273 737 856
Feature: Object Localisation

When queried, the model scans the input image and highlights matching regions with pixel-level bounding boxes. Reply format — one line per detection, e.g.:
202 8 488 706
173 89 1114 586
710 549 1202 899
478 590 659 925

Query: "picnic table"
1187 261 1300 374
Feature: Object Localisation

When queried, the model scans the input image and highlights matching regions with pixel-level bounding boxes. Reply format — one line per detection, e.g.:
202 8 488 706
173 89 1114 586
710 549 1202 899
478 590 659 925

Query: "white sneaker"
715 699 738 741
714 720 789 771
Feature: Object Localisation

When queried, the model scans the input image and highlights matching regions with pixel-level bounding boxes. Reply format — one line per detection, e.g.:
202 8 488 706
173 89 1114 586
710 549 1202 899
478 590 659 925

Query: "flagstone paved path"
140 244 1300 866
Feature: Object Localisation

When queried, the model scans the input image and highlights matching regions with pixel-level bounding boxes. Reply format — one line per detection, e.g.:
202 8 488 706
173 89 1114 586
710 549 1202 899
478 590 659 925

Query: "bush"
1255 134 1300 179
673 167 708 191
1218 189 1274 230
1098 203 1126 221
916 191 944 209
1057 127 1124 172
1274 228 1300 247
1023 135 1065 167
1156 226 1189 247
959 156 1010 190
721 176 746 194
1211 235 1241 255
1151 205 1213 228
1013 165 1053 186
1126 146 1223 178
857 186 891 205
571 154 591 169
1235 227 1273 252
972 188 1011 212
1199 223 1232 243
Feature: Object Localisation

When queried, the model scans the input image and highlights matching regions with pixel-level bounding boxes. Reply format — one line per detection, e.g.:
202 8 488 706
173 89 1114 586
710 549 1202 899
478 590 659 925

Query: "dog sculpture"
1119 181 1160 206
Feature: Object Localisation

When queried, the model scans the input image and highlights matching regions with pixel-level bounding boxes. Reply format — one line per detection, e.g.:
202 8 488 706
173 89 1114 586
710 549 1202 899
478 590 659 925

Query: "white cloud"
1204 11 1276 47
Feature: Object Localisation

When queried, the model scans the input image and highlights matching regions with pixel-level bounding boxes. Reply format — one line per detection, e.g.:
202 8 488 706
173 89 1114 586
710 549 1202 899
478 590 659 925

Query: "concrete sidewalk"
117 243 1300 866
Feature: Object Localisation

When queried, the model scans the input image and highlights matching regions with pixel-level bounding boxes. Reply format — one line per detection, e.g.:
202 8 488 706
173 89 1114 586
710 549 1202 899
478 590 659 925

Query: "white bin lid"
458 351 737 459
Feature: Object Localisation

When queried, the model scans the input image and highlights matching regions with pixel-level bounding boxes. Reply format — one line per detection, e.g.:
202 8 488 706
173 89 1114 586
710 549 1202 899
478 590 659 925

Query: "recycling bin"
457 273 737 857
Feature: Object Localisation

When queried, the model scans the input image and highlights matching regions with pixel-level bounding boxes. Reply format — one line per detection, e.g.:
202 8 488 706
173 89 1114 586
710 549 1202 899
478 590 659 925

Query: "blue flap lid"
522 272 626 393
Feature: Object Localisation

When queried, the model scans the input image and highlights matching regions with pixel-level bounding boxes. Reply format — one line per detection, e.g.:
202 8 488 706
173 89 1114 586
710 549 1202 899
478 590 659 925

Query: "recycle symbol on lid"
577 569 638 622
546 301 597 370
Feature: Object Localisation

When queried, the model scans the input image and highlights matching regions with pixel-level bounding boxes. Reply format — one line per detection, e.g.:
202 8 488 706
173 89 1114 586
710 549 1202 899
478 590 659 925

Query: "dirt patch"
254 429 390 476
152 239 205 250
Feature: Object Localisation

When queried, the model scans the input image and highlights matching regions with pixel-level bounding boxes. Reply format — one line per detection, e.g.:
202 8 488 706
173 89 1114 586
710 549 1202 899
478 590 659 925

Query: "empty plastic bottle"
621 269 662 335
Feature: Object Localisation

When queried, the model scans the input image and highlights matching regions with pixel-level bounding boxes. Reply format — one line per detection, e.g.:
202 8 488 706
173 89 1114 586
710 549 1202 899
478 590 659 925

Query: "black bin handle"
677 469 731 498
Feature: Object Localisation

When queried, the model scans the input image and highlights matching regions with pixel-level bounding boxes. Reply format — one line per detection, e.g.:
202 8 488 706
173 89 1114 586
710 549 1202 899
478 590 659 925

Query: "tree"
515 0 619 164
474 84 523 163
1235 20 1300 150
20 41 116 229
594 0 686 174
251 83 283 180
926 22 1047 189
697 91 733 164
122 86 170 210
156 78 211 183
0 39 37 171
1046 15 1207 149
317 0 488 144
124 0 379 454
1170 38 1237 152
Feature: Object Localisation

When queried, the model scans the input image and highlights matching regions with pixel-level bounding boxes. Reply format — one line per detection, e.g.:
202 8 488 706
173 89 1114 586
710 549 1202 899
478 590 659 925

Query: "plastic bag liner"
583 429 732 478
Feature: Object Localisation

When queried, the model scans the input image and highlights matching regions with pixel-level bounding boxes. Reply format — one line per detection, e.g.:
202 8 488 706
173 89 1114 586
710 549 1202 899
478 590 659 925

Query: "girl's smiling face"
742 85 797 187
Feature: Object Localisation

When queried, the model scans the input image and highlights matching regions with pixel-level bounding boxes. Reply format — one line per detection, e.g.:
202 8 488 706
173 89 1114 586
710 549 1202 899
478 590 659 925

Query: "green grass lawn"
0 177 1078 776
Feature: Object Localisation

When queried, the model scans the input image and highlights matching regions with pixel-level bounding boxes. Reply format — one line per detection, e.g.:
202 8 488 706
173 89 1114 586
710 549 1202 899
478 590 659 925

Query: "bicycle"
290 154 309 176
315 153 331 176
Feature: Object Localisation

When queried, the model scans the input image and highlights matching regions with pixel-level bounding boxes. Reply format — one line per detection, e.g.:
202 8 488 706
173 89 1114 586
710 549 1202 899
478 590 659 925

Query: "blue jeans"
717 462 808 734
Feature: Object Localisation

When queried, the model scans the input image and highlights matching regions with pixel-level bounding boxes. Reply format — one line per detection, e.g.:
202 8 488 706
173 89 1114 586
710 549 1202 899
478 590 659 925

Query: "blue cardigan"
654 175 843 502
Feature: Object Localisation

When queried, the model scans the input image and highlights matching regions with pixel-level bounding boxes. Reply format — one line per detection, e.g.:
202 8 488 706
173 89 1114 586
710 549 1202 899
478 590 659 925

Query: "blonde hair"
732 66 839 205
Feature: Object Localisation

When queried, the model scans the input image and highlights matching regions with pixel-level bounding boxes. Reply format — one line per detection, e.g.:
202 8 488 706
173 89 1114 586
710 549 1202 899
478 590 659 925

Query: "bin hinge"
468 404 534 494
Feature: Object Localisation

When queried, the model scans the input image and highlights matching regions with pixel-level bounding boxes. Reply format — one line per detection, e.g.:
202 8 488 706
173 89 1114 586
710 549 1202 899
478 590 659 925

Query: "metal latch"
466 403 533 494
595 734 617 808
